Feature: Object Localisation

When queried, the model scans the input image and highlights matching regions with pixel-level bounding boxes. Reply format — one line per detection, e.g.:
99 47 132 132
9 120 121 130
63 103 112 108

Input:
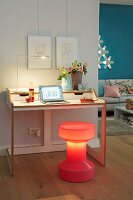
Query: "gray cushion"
119 95 133 103
100 97 120 104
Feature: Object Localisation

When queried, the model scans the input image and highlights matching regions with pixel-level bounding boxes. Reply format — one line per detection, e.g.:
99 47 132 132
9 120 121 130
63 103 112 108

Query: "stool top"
59 121 95 141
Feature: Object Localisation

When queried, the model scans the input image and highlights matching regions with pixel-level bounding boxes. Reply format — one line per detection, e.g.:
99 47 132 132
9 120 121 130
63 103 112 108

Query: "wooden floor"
0 135 133 200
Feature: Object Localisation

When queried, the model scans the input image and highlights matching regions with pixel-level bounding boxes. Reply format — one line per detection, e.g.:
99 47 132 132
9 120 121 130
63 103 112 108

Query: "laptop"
39 85 69 104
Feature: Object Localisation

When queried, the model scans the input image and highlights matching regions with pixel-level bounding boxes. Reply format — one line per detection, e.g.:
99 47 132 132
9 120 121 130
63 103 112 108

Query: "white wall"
0 0 99 148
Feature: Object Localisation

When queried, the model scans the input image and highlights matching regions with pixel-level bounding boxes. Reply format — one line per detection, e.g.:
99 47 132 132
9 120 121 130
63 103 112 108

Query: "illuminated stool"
58 121 95 182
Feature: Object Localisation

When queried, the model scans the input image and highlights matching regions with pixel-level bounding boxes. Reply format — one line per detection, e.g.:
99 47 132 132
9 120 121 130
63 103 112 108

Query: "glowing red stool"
58 121 95 182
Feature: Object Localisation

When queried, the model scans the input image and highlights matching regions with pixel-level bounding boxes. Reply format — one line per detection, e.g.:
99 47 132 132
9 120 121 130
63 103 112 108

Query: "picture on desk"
39 85 65 103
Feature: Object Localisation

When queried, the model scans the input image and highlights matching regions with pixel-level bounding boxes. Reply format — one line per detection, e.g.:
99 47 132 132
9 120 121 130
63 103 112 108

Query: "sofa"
98 79 133 111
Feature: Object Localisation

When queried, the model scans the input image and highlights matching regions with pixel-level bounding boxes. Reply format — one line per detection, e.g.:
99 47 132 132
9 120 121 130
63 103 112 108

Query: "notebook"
39 85 68 104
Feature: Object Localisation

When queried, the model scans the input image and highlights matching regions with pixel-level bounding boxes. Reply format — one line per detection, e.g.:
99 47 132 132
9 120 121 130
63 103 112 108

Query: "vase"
71 71 82 90
61 77 72 91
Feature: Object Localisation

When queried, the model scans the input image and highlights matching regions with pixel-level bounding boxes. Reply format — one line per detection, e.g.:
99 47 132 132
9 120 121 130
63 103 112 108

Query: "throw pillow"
128 87 133 94
104 85 120 98
110 80 133 95
98 82 104 97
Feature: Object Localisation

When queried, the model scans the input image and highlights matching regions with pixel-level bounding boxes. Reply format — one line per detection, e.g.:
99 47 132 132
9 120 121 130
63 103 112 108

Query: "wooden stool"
58 121 95 182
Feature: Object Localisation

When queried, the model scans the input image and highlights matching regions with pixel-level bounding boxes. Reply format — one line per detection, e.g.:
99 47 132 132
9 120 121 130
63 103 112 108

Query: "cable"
37 0 40 35
66 0 68 35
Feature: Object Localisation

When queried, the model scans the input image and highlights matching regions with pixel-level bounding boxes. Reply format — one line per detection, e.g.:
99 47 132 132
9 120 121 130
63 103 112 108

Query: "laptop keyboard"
42 100 70 105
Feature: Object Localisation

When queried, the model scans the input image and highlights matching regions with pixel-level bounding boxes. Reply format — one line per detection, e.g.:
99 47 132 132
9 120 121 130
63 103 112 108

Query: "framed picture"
28 36 51 69
56 37 78 68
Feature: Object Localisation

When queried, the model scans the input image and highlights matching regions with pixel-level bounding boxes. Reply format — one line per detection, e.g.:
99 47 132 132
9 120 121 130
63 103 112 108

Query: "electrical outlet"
28 128 40 137
29 128 35 135
36 128 40 137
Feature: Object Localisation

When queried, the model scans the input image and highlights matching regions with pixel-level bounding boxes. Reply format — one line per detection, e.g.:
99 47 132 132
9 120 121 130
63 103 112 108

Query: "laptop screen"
39 85 64 102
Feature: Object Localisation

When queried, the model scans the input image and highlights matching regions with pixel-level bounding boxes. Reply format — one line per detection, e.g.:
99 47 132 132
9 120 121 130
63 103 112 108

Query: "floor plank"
38 194 81 200
0 135 133 200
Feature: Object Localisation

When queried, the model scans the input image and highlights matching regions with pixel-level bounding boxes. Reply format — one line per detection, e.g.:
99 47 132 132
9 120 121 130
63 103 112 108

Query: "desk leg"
7 103 14 176
100 104 106 166
43 110 51 150
10 103 14 176
87 105 106 166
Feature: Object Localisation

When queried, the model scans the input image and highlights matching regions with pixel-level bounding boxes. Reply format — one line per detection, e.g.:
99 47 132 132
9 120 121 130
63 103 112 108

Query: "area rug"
98 117 133 136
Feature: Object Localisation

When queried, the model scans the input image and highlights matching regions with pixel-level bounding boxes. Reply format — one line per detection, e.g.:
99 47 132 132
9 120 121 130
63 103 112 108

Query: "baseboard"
87 137 100 148
0 138 100 156
0 148 7 156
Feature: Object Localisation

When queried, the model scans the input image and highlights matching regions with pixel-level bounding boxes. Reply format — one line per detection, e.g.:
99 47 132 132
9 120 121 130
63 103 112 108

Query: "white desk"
6 88 106 176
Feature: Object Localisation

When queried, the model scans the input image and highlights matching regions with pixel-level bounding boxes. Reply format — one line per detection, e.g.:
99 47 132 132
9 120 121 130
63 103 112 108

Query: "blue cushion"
98 81 104 97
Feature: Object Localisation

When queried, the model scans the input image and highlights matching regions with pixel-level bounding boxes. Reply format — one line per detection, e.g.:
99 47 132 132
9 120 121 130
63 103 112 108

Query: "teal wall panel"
99 4 133 79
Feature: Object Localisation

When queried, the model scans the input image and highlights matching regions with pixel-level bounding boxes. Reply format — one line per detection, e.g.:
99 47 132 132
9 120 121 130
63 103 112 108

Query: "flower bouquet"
57 60 88 90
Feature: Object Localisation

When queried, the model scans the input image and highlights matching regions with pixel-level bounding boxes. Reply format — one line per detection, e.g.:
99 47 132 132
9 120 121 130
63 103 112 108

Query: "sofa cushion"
104 85 120 98
128 87 133 94
98 81 104 97
119 95 133 103
110 79 133 95
100 96 120 104
98 80 111 97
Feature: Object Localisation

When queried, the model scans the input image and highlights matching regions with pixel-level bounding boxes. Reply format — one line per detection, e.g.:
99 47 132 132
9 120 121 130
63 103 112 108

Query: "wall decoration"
56 37 78 68
28 36 51 69
98 35 114 69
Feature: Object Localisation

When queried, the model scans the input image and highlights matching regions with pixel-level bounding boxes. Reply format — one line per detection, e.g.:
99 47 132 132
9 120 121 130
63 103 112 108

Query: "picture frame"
56 37 78 69
28 36 51 69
